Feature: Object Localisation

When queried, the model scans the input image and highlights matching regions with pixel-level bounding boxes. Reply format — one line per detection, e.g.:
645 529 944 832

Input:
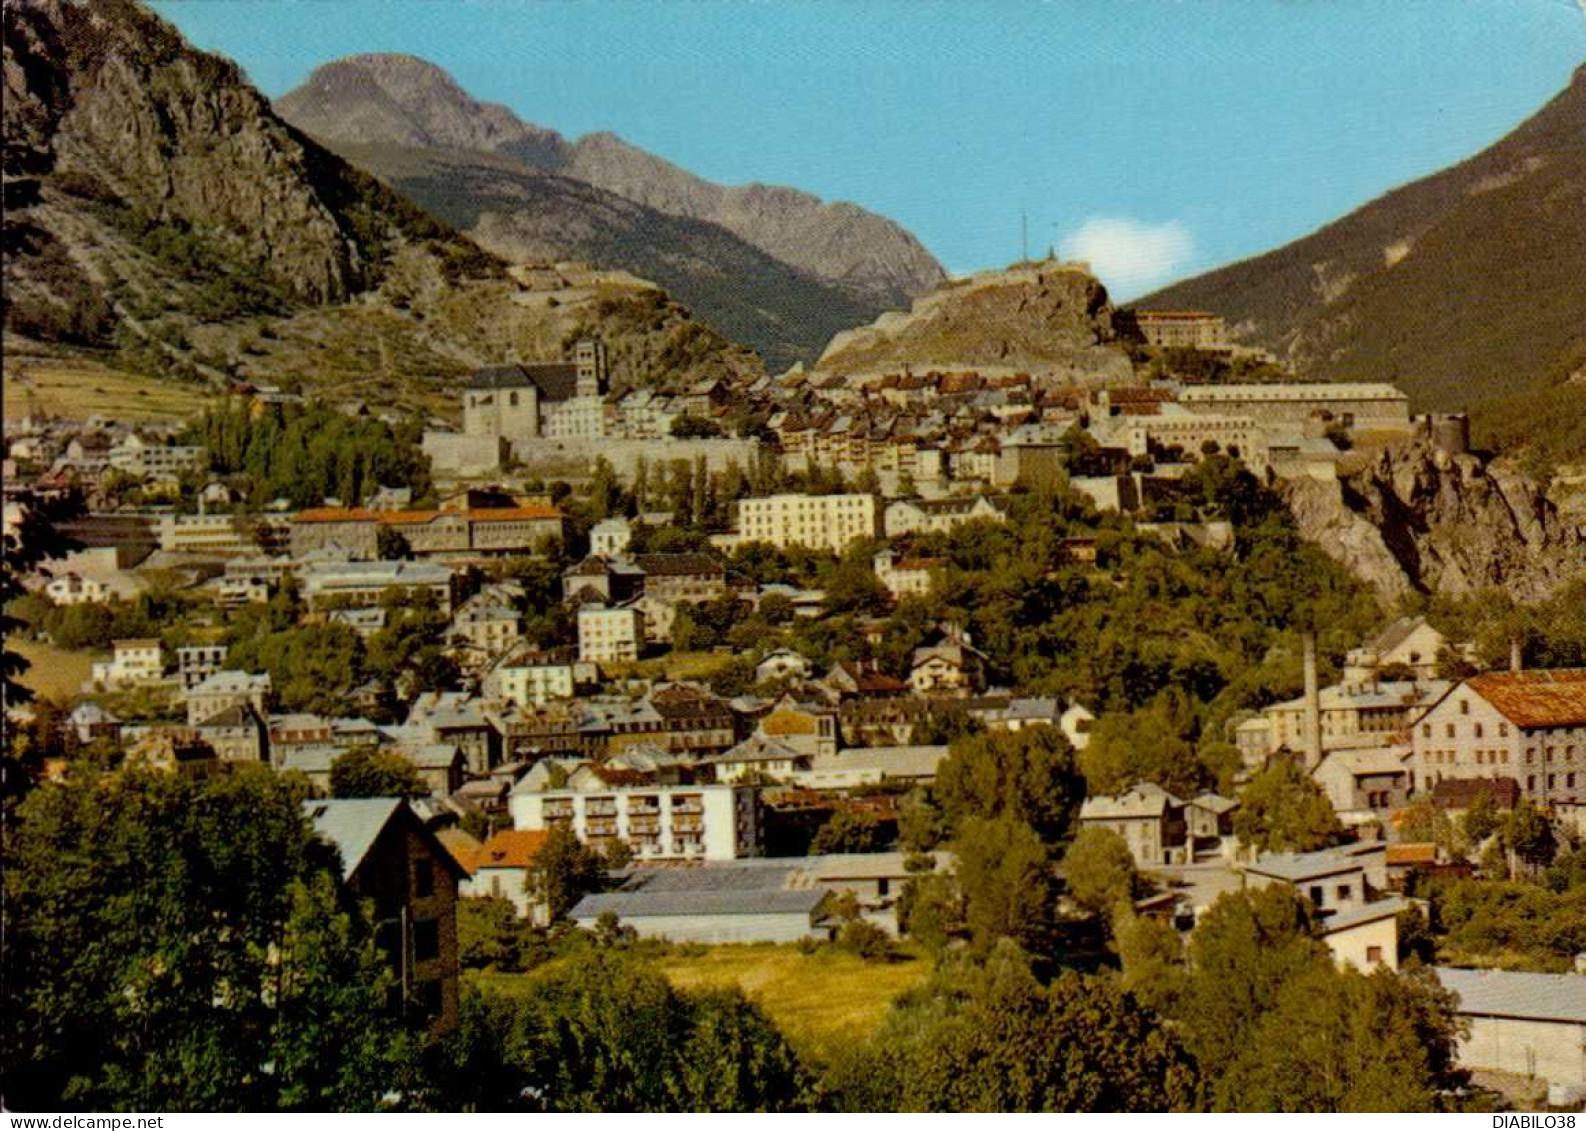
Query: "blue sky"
152 1 1584 299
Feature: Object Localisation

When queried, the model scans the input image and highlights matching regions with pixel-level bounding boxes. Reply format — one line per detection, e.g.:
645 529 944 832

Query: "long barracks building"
290 506 567 560
1177 383 1411 432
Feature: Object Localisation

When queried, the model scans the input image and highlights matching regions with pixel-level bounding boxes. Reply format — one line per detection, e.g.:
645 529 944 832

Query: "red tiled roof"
474 829 548 870
1467 669 1586 728
294 506 563 525
1386 843 1438 866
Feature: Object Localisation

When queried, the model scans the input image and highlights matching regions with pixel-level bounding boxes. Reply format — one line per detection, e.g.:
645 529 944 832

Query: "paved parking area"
1147 860 1246 916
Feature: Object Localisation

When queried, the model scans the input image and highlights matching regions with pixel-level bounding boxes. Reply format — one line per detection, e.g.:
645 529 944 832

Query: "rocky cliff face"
1281 439 1586 602
2 1 760 399
277 55 947 312
3 0 374 325
814 259 1132 384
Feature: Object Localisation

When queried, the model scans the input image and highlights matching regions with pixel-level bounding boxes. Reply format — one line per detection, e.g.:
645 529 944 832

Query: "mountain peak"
277 55 947 312
280 53 565 158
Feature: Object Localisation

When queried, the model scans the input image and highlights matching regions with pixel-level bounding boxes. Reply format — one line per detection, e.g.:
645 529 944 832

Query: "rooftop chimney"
1303 632 1322 768
1511 636 1523 674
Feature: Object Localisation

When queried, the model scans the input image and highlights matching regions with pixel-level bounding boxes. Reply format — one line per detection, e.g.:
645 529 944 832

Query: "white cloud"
1057 216 1195 299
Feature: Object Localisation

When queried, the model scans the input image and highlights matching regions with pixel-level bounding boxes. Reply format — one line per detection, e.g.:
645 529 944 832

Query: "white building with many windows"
510 769 760 861
89 638 164 689
1411 668 1586 806
731 493 878 552
576 603 642 664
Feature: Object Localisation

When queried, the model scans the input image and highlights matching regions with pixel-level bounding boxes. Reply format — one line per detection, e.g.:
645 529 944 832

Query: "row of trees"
189 401 433 510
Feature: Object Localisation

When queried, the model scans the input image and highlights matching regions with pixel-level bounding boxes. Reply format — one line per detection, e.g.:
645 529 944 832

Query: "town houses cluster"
5 317 1583 1089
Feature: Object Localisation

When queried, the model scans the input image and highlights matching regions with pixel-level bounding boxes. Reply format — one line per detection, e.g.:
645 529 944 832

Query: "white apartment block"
577 604 642 664
90 638 164 688
45 573 109 605
156 515 258 556
511 779 760 861
109 435 204 480
485 659 595 708
1411 669 1586 806
735 493 878 552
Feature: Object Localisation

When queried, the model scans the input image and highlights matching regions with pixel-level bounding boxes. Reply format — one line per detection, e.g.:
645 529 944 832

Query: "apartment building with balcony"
510 768 760 861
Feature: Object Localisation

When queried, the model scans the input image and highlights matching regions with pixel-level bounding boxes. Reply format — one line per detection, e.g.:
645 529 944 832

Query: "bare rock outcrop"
815 259 1132 384
1281 438 1586 601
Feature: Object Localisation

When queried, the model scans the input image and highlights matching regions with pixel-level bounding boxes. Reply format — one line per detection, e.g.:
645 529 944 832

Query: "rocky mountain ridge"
312 138 879 373
1 1 761 403
1140 65 1586 415
276 55 947 312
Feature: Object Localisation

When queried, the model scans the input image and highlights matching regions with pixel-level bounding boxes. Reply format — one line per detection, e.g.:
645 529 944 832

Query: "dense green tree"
953 816 1061 954
1502 800 1557 873
525 825 609 922
810 808 885 854
1214 966 1467 1111
672 986 811 1110
1419 875 1586 965
1195 740 1243 795
1063 827 1140 916
1232 759 1344 854
456 897 535 972
935 727 1083 845
436 955 808 1111
897 871 966 955
1179 886 1330 1077
1461 787 1500 844
329 745 428 799
1079 696 1205 797
1544 846 1586 894
2 765 417 1110
376 526 413 560
897 785 950 852
195 402 431 508
844 948 1202 1112
1113 907 1189 1016
228 622 367 715
821 557 891 617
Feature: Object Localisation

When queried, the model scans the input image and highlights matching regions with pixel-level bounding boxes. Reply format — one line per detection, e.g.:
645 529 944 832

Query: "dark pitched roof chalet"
468 363 579 402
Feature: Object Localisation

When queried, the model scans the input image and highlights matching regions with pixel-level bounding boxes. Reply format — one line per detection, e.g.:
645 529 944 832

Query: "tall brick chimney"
1303 632 1322 768
1510 636 1523 673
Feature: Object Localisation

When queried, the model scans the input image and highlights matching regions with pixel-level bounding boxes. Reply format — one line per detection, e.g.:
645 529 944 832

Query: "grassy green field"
651 941 929 1051
3 356 210 423
468 940 931 1055
603 651 740 683
10 638 96 702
